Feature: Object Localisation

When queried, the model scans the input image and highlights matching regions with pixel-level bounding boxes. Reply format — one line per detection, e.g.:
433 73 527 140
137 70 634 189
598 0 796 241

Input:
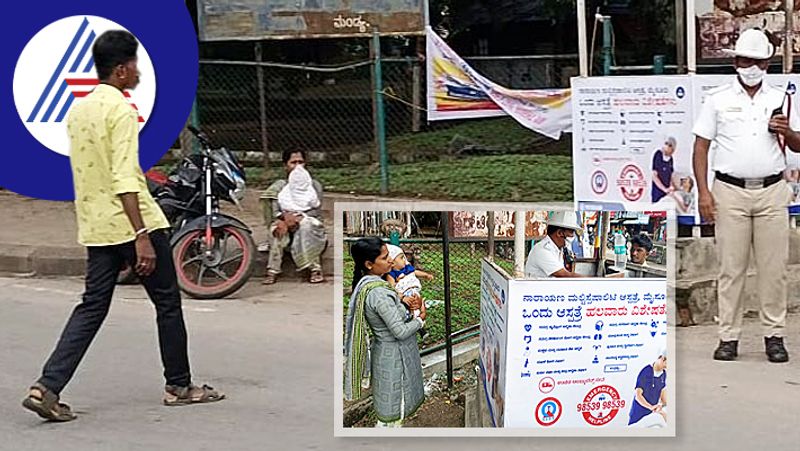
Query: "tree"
430 0 579 38
428 0 679 65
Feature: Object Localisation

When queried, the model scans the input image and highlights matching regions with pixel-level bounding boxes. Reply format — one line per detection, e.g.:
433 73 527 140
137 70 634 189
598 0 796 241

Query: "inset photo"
336 207 674 436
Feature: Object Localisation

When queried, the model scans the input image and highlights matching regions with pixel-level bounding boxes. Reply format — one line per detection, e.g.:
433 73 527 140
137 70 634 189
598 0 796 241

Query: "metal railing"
188 47 579 199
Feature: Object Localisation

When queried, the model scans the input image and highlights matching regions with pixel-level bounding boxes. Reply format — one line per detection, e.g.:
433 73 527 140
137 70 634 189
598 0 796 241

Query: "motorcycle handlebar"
187 126 212 148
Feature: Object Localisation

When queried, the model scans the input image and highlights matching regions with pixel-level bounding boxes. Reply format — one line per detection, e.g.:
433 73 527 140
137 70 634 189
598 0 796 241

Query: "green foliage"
314 154 573 201
242 116 573 201
342 242 516 346
385 118 570 157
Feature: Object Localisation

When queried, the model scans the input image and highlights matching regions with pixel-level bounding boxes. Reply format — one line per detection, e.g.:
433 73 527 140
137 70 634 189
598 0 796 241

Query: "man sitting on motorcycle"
260 149 327 284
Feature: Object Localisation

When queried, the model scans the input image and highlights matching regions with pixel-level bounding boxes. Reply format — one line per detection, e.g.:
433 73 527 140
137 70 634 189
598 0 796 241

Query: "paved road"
0 276 798 450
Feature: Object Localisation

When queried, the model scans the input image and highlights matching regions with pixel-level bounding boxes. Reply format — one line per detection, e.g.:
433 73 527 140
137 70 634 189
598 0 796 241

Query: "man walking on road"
22 30 223 422
692 28 797 363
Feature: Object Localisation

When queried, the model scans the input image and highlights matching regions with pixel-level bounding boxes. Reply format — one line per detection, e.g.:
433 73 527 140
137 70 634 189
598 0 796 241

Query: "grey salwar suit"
364 284 425 422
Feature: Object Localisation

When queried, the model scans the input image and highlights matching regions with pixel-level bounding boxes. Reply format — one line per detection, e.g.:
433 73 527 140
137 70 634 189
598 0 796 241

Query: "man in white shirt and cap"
692 28 798 363
525 211 587 278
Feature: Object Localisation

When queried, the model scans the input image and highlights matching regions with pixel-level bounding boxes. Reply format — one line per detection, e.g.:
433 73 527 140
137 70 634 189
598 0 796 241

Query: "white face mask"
564 234 576 246
737 65 765 87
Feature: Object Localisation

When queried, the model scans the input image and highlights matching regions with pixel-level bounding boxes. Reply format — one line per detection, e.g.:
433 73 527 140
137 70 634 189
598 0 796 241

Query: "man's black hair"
282 149 307 164
631 233 654 251
547 225 569 236
92 30 138 81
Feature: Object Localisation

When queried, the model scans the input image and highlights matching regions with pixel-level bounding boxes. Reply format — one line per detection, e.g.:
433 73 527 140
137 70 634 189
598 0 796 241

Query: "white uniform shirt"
692 79 800 179
525 236 565 278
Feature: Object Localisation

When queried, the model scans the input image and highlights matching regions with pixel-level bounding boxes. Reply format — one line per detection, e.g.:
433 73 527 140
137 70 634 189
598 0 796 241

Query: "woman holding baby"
344 237 427 427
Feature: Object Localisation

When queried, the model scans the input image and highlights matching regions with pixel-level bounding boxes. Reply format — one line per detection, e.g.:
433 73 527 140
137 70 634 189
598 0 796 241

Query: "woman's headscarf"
277 165 320 212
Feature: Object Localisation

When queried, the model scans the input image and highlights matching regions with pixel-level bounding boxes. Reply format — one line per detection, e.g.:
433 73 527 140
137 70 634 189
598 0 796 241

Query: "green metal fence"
187 43 579 201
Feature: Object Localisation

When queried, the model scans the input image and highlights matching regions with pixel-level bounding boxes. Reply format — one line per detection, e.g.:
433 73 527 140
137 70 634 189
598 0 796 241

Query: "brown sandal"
163 384 225 406
310 270 324 284
262 272 278 285
21 383 77 422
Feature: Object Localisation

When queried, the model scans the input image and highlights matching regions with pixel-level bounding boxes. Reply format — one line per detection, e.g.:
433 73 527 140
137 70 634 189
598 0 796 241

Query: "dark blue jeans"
38 229 191 394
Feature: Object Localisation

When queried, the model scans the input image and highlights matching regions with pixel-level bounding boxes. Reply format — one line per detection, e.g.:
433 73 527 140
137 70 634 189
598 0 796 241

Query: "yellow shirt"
67 84 169 246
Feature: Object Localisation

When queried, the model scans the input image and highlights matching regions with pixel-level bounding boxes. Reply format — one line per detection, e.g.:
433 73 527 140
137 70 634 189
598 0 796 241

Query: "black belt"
715 171 784 190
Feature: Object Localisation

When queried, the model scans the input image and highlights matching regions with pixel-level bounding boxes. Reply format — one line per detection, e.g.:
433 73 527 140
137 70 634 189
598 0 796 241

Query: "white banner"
501 278 668 429
426 27 572 140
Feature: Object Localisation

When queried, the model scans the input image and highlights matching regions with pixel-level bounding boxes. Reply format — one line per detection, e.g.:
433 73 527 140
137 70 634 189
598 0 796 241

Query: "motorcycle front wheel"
172 225 256 299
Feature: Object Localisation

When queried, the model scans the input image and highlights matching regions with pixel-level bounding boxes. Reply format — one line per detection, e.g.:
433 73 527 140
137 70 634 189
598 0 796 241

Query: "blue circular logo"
591 170 608 194
535 397 562 426
676 86 686 99
2 1 198 200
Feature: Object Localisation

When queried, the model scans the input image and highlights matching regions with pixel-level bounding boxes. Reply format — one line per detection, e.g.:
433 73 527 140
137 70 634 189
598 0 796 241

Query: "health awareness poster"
494 277 668 429
572 76 695 220
574 74 800 222
479 259 511 427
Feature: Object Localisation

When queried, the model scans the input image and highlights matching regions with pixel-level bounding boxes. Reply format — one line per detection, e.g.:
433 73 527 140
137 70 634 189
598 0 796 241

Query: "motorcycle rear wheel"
173 225 255 299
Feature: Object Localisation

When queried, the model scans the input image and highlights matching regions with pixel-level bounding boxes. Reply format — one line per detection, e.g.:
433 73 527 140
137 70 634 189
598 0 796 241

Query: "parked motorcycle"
118 126 256 299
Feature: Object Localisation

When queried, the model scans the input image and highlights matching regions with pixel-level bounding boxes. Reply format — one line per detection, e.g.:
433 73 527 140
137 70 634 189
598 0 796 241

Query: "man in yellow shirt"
22 30 223 422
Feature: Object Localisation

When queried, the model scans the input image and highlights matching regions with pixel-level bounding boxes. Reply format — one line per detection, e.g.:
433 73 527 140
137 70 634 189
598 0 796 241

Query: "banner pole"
487 211 495 261
372 30 389 194
514 210 525 278
577 0 589 77
442 212 454 390
687 0 697 73
786 0 795 74
676 0 686 74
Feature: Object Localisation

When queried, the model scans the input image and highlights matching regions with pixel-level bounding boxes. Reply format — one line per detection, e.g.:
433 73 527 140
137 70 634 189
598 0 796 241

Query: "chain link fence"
196 57 425 165
341 210 533 348
465 54 579 90
189 46 579 200
343 238 522 348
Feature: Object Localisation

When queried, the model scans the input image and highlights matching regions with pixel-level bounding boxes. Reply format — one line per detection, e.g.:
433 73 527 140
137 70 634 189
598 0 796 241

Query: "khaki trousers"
713 179 792 341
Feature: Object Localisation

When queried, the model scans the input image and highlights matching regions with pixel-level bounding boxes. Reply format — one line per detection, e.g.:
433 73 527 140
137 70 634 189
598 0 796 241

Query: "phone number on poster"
576 400 626 412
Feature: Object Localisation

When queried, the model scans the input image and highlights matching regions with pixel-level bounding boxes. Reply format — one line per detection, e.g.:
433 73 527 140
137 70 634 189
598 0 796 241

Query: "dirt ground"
0 190 271 248
352 390 468 428
0 192 77 247
350 363 479 428
403 391 466 428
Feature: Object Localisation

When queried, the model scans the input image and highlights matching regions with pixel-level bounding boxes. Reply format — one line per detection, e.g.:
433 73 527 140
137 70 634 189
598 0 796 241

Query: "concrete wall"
677 229 800 324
